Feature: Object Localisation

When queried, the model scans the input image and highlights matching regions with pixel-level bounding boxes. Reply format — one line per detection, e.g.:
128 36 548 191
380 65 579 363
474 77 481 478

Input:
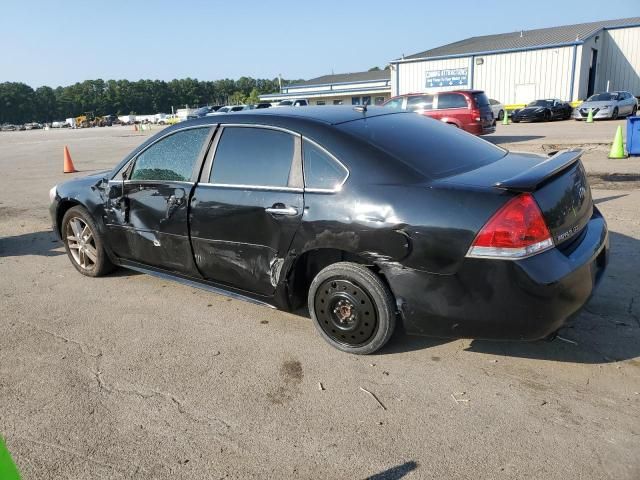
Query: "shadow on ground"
366 461 419 480
0 230 62 257
485 135 545 145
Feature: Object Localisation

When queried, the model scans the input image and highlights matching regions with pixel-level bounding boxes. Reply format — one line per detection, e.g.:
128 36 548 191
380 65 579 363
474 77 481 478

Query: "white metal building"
260 70 391 106
390 17 640 105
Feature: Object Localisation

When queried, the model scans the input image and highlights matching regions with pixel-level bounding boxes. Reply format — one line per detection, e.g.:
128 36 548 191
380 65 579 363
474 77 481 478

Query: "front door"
190 125 304 296
105 126 213 274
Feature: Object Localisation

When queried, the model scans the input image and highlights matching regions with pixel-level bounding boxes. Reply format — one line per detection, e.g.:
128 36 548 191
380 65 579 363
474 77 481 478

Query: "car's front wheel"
62 206 114 277
612 107 619 120
308 262 396 355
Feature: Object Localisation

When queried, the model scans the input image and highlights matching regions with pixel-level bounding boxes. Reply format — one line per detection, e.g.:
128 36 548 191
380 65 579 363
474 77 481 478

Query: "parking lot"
0 122 639 479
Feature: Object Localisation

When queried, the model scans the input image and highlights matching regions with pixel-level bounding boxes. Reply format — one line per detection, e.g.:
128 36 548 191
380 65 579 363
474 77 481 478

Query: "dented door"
189 125 304 296
104 126 213 275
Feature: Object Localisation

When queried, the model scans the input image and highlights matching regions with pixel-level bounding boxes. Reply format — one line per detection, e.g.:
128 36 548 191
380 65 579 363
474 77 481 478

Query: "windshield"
338 113 506 179
278 100 293 106
587 93 617 101
527 100 552 107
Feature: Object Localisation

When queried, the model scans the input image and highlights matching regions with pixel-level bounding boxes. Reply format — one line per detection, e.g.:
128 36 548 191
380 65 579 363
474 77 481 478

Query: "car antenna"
354 100 368 113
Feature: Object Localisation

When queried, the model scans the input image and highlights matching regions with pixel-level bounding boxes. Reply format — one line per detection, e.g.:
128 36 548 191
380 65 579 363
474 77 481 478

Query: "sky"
2 0 638 87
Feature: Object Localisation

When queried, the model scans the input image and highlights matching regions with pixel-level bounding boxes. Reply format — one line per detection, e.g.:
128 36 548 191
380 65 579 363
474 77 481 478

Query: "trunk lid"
436 149 593 247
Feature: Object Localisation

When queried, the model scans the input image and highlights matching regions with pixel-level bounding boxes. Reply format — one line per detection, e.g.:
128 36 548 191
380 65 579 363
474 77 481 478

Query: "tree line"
0 77 301 124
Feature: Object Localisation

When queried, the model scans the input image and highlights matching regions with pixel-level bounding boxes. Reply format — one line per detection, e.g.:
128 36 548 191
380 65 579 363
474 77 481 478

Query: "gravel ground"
0 125 638 480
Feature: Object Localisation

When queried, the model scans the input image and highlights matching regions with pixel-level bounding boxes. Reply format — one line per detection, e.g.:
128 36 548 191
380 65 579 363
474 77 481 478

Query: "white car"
274 99 309 107
489 99 505 120
573 91 638 120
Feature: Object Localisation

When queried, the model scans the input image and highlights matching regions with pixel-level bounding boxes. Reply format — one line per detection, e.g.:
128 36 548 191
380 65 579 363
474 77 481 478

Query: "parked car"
573 91 638 120
383 90 495 135
207 105 251 115
275 99 309 107
49 107 608 354
1 124 17 131
489 99 505 121
511 99 573 122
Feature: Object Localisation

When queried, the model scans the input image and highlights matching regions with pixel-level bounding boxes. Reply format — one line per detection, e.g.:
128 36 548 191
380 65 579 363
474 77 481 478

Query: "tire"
61 206 115 277
612 107 619 120
632 105 638 116
512 118 520 123
544 110 552 122
498 110 504 121
308 262 396 355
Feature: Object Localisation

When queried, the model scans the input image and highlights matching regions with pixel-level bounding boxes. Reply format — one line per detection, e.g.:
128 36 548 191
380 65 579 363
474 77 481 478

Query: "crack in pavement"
14 320 235 438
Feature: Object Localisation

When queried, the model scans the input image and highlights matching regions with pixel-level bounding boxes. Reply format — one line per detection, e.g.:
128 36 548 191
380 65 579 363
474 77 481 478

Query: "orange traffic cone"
63 146 78 173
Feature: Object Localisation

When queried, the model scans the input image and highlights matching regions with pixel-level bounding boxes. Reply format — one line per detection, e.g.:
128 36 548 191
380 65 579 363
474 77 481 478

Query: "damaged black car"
50 107 608 354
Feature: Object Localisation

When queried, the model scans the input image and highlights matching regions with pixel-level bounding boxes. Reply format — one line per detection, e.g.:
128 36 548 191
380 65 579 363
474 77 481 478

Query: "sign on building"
425 68 468 88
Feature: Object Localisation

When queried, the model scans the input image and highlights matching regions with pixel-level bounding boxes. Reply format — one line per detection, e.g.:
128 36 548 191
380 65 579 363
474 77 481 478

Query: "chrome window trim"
122 180 195 186
205 123 302 188
301 136 350 193
115 124 214 182
197 182 303 193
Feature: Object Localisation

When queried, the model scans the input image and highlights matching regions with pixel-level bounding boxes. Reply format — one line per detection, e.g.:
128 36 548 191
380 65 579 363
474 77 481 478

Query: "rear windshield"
338 113 506 179
472 92 490 107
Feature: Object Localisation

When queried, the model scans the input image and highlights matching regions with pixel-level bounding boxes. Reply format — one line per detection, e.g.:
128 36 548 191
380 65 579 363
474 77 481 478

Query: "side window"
130 127 210 181
210 127 295 187
303 140 348 191
407 95 434 111
383 98 404 110
437 93 468 109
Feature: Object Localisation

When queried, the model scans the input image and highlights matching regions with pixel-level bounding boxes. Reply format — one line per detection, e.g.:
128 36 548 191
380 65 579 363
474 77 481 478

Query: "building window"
351 97 361 105
374 96 385 105
316 101 326 106
333 99 343 105
362 96 371 106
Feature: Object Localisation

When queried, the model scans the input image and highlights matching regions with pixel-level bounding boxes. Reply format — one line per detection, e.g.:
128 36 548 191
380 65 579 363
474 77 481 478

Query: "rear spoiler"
494 149 583 192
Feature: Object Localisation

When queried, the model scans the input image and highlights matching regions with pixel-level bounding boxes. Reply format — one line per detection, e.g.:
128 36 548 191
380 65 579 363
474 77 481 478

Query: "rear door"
105 126 213 274
189 125 304 296
432 93 470 127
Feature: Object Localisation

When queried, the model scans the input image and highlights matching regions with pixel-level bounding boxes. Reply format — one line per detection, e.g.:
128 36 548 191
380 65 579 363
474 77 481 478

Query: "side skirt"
119 259 277 309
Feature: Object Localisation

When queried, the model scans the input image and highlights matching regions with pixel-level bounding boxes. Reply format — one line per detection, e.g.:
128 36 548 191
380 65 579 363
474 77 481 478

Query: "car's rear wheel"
62 206 114 277
544 110 552 122
632 105 638 116
308 262 396 355
498 110 504 121
612 107 619 120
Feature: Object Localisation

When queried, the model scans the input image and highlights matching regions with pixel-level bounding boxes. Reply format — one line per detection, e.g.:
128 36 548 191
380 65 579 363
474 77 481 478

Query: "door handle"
265 206 298 216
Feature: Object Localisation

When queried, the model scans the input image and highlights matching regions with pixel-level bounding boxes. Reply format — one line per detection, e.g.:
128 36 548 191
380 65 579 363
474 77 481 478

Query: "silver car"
573 91 638 120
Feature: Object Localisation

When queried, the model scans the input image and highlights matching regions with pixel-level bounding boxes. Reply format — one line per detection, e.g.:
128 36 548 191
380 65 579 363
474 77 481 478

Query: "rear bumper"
468 122 496 136
384 208 608 340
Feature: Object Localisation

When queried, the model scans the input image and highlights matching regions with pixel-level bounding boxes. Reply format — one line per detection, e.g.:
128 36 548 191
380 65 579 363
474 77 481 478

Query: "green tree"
245 87 261 105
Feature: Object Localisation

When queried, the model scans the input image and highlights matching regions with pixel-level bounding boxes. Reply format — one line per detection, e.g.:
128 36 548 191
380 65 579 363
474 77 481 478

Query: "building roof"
290 70 390 87
400 17 640 61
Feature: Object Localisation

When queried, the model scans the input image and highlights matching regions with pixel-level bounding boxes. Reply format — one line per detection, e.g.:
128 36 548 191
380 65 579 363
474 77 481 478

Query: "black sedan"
49 107 608 354
511 99 573 122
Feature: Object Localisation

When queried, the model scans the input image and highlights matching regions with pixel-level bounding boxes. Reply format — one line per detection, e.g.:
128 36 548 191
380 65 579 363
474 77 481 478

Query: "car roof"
176 106 400 127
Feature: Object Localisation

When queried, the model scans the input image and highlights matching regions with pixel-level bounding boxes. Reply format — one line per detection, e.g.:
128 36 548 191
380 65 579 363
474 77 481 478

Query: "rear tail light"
467 193 554 259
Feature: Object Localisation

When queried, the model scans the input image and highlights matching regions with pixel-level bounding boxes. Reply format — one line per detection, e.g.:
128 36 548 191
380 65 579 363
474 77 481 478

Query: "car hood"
516 107 547 114
579 101 614 109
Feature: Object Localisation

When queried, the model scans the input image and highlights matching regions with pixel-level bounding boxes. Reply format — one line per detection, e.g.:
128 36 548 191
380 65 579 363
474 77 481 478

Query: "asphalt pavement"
0 125 638 479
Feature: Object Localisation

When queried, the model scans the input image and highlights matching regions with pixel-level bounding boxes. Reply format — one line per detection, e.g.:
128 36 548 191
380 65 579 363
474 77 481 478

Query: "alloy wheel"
65 217 98 270
314 278 378 346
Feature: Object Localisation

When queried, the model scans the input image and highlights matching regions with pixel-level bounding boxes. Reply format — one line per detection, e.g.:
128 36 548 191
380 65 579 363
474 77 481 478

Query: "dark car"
383 90 495 135
512 99 573 122
49 106 608 354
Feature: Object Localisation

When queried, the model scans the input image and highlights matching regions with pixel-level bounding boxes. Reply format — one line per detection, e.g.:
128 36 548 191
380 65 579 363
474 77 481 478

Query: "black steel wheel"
308 262 396 354
612 107 619 120
62 206 115 277
498 110 504 121
632 105 637 116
